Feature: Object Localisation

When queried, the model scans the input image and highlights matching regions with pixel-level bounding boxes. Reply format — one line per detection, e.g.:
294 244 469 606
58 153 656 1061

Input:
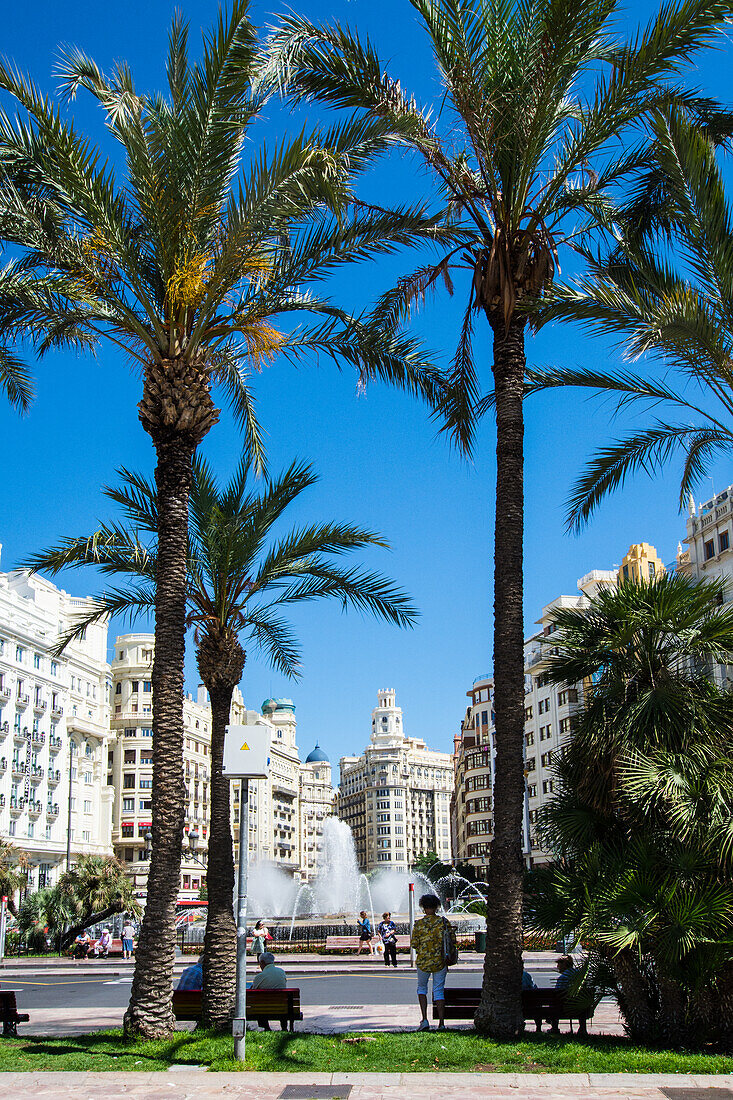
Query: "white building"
108 634 212 901
336 689 453 873
0 559 113 893
232 698 334 878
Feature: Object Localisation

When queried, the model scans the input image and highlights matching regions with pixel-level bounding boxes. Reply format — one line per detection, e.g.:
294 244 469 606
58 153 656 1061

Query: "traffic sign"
223 723 270 778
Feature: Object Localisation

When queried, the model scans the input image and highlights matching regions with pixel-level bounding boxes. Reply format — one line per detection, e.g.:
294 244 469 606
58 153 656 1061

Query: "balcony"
0 721 8 736
0 686 10 704
33 698 47 715
31 731 45 746
13 728 26 745
11 761 26 779
49 735 63 753
46 803 59 819
29 765 44 783
48 769 61 786
16 692 29 709
28 800 42 817
9 799 24 815
0 794 4 807
0 757 5 773
51 706 63 720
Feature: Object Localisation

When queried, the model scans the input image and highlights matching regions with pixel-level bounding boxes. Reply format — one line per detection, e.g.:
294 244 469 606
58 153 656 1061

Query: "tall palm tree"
260 0 733 1036
27 455 417 1029
0 2 445 1036
528 106 733 529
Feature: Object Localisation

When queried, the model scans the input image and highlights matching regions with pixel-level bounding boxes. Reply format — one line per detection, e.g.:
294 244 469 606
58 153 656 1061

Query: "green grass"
1 1030 733 1073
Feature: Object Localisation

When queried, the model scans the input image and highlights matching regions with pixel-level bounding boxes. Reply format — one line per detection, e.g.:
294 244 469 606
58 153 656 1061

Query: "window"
141 648 153 661
27 822 34 838
141 727 153 737
124 847 134 863
50 660 57 676
623 564 629 580
122 798 134 812
123 774 135 789
559 716 575 735
705 539 715 560
557 688 578 706
525 757 536 772
116 682 122 695
33 653 41 669
524 706 533 721
527 784 537 798
121 824 134 837
541 751 553 767
84 772 93 784
124 750 136 764
131 680 139 692
721 531 730 553
84 800 92 814
143 681 152 693
16 646 24 662
649 561 656 577
140 778 152 789
7 822 15 837
82 830 91 842
542 780 554 795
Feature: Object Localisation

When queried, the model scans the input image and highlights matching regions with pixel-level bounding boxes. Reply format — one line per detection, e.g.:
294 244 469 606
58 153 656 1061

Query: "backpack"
442 917 458 967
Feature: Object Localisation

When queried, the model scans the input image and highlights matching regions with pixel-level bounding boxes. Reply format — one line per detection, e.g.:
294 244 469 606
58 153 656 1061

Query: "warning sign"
222 722 270 778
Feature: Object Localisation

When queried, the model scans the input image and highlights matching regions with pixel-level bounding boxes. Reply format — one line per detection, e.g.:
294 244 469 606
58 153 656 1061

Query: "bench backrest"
172 987 301 1019
0 992 18 1014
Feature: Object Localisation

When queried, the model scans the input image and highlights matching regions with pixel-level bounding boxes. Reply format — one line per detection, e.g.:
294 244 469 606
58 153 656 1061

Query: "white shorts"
416 966 447 999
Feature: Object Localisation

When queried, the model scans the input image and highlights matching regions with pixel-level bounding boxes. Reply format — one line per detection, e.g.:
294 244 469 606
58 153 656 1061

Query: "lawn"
2 1030 733 1073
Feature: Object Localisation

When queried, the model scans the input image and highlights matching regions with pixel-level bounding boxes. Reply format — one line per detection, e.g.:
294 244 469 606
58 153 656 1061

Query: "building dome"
261 698 278 715
306 742 329 763
273 697 295 713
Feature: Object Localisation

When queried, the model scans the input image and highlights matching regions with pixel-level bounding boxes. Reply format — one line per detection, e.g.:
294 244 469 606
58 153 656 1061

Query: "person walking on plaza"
356 911 374 955
378 911 398 968
121 918 135 960
410 893 457 1031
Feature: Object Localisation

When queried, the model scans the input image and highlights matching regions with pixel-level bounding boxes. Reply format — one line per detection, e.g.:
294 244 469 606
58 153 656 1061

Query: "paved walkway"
0 1071 731 1099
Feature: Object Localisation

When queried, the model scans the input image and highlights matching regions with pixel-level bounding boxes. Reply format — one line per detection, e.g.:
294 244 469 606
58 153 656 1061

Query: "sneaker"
417 1019 430 1032
437 1022 446 1030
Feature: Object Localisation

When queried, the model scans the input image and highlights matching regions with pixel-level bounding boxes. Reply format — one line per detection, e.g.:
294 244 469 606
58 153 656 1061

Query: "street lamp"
143 830 152 860
183 829 207 868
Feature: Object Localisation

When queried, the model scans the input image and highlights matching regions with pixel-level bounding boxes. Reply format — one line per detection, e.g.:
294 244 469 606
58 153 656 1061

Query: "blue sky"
2 0 732 766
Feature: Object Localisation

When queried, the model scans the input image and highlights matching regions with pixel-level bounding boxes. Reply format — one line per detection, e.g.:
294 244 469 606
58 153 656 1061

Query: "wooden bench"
172 988 303 1031
0 990 29 1036
434 987 596 1036
324 935 411 952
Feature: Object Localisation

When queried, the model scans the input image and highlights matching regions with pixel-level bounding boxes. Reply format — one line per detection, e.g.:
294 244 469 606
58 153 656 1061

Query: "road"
2 966 558 1012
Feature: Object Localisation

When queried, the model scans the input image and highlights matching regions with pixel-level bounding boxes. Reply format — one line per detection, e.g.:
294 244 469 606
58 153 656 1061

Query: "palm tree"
0 3 445 1036
57 855 142 950
528 106 733 529
0 839 29 916
526 573 733 1047
260 0 733 1036
27 455 417 1029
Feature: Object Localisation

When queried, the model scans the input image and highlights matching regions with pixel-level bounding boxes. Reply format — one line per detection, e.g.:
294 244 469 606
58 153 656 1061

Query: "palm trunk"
125 358 219 1039
475 314 526 1039
198 630 245 1031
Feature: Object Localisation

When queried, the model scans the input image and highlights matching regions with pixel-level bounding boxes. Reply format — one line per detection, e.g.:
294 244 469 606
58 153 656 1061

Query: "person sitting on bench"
250 952 288 1031
177 954 203 990
73 931 92 959
94 928 112 958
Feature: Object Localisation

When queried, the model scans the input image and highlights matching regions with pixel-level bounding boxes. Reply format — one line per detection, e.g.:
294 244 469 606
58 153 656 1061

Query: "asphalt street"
2 966 557 1012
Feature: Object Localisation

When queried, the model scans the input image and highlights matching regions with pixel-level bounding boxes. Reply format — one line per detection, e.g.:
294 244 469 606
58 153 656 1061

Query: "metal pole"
65 739 74 872
408 881 415 967
0 896 7 966
233 777 249 1062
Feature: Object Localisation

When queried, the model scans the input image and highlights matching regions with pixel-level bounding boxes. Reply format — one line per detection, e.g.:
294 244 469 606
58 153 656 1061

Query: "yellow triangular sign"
240 741 250 751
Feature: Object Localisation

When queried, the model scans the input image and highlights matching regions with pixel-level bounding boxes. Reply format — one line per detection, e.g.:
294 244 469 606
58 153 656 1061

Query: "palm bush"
27 456 417 1029
260 0 733 1035
526 573 733 1048
0 1 444 1036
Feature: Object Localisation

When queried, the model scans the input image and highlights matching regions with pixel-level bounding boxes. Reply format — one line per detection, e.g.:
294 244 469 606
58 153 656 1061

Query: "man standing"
377 912 398 968
410 893 456 1031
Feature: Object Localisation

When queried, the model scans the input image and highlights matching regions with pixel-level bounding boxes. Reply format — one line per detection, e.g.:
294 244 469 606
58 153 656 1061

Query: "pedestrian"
177 953 203 990
356 911 373 955
121 917 135 960
249 952 289 1031
251 919 268 957
410 893 457 1031
554 954 575 991
377 911 398 968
